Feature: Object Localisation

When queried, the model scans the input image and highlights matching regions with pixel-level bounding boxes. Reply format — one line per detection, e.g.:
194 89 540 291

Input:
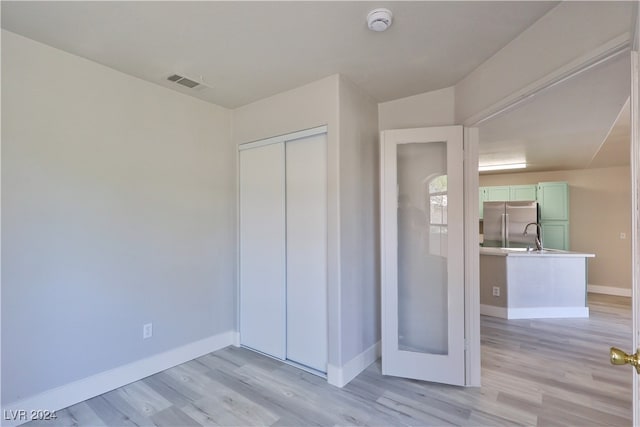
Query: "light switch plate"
143 323 153 339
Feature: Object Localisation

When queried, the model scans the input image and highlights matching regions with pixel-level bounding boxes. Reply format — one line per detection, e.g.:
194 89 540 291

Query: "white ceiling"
589 98 630 169
1 1 633 173
478 53 631 173
1 1 557 108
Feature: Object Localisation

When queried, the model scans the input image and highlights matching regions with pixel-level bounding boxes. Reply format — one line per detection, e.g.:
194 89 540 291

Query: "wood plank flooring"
25 293 633 426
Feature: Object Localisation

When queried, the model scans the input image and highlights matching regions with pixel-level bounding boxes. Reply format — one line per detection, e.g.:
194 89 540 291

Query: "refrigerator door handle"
501 213 506 247
504 213 509 246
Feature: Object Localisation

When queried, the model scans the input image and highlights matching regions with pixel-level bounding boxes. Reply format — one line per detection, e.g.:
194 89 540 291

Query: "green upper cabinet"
480 185 509 219
509 185 537 201
484 186 511 201
537 181 569 220
479 185 536 219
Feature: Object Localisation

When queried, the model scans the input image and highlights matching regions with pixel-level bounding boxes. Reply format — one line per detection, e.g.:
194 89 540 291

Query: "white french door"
381 126 465 385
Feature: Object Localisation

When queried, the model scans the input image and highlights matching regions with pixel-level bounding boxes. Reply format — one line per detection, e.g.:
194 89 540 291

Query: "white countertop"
479 246 595 258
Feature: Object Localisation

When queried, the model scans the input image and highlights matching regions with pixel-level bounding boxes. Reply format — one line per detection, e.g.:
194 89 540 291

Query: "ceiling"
1 1 634 173
1 1 557 108
589 98 630 169
478 52 631 173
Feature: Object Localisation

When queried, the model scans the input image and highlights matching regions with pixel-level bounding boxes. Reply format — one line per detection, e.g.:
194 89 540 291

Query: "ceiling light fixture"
478 162 527 172
367 8 393 32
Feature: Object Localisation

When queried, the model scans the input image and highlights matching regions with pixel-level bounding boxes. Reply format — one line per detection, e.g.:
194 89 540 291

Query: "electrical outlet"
143 323 153 340
492 286 500 297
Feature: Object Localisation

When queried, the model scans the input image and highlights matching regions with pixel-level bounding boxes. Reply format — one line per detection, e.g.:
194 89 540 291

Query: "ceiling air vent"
167 74 200 89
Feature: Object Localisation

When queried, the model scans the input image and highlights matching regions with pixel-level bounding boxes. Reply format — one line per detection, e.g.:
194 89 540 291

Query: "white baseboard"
232 331 241 347
481 304 589 319
507 306 589 319
1 330 235 427
588 284 632 297
480 304 508 319
327 340 380 388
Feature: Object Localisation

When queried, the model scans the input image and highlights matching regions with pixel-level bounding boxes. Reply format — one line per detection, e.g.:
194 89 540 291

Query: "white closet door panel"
285 133 328 372
239 142 286 359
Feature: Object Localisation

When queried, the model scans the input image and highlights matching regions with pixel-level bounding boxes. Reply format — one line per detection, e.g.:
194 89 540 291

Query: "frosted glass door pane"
397 142 448 355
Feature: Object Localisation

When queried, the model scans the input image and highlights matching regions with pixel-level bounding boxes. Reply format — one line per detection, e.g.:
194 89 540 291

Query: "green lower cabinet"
541 221 569 250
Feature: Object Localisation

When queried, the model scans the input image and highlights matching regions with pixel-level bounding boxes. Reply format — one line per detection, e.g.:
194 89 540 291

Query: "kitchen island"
480 247 595 319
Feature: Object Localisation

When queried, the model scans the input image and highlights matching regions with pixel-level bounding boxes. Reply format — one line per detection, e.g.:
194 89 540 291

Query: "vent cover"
167 74 200 88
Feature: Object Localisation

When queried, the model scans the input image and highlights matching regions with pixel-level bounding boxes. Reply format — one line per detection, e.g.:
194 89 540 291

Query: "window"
427 174 447 256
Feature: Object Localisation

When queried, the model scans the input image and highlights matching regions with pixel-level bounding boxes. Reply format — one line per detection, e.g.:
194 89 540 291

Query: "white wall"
378 87 455 131
1 30 235 404
455 1 634 123
338 76 380 365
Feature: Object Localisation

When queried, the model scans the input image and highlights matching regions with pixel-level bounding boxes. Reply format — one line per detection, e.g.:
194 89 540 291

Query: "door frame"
630 6 639 422
463 127 481 386
464 28 639 421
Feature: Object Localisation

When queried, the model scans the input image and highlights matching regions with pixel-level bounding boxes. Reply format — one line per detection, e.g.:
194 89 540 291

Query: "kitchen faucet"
523 222 543 251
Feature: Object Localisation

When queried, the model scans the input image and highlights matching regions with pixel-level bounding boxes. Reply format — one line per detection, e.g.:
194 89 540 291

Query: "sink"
500 247 565 254
532 248 564 253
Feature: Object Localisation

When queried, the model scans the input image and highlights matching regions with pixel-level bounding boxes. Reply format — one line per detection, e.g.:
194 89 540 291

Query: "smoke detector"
367 8 393 32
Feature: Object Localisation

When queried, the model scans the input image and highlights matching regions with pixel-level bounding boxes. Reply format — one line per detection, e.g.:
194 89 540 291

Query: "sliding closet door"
239 142 286 359
285 133 328 372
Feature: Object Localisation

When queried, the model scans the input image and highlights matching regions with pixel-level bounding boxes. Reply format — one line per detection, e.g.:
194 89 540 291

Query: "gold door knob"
610 347 640 374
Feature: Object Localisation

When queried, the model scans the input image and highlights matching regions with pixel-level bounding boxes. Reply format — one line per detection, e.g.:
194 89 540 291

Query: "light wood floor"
26 293 632 426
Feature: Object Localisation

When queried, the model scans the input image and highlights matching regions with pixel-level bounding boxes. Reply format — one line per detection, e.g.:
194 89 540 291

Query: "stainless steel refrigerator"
482 201 539 248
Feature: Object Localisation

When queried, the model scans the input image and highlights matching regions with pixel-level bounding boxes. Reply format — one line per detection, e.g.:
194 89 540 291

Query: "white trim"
233 331 241 347
463 127 481 387
1 331 234 427
235 134 241 350
587 284 632 297
480 304 589 319
630 45 640 426
238 125 328 150
633 2 639 52
464 34 631 127
508 307 589 319
327 341 380 388
326 365 342 387
379 130 387 382
480 304 508 319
